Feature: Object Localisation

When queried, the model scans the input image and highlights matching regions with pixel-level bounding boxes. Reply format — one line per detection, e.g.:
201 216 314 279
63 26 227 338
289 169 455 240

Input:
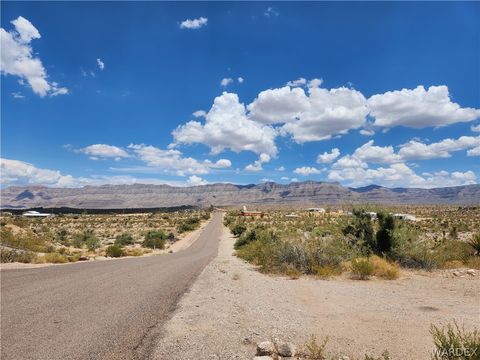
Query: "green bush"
351 258 375 279
342 209 375 250
73 230 100 250
0 248 37 263
143 230 166 249
115 233 134 246
234 227 263 249
430 321 479 360
105 245 124 257
176 218 200 233
231 223 247 237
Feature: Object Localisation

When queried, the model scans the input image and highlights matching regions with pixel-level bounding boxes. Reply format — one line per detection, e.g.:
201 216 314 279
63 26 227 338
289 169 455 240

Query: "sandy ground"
153 225 480 360
0 219 209 271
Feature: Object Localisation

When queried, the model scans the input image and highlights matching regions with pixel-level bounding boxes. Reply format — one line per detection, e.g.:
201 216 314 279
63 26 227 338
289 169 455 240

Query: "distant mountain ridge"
1 181 479 209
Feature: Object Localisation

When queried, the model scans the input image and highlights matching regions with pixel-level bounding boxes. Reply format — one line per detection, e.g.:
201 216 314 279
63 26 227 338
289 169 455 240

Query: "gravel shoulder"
153 225 480 360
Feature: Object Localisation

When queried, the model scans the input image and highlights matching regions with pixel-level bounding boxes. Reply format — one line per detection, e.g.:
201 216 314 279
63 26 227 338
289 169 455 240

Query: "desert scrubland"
0 209 212 265
155 207 479 360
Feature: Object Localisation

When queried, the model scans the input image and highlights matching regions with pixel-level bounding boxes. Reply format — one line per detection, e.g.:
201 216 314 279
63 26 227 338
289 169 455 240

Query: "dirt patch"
153 226 480 359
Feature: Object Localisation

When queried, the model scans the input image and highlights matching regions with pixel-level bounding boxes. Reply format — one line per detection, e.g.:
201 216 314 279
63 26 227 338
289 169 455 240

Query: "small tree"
376 212 395 254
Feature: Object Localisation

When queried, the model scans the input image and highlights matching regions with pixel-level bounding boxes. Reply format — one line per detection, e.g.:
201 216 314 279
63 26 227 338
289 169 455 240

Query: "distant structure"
307 207 326 213
22 210 53 218
240 206 264 217
286 213 300 218
366 212 378 219
393 213 416 221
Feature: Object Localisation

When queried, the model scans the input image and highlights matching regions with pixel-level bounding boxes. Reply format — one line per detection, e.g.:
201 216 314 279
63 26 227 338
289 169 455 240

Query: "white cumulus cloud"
221 77 233 87
398 136 480 160
172 92 278 157
248 82 369 143
293 166 322 176
317 148 340 164
328 162 476 188
187 175 208 186
96 58 105 70
80 144 129 160
180 17 208 29
1 158 75 187
0 16 68 97
368 85 480 129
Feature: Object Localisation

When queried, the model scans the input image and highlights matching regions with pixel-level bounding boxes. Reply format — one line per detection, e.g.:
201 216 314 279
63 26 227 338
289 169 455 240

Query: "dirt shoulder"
153 225 480 360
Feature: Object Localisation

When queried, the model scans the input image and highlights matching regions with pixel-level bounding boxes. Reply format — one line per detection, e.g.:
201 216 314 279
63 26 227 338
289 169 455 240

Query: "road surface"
0 212 223 360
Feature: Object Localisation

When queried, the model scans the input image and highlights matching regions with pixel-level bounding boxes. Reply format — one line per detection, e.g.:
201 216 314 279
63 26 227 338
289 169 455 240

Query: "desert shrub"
73 230 100 250
351 257 374 279
313 264 342 279
467 233 480 256
234 227 265 249
126 248 144 257
143 230 166 249
376 212 395 254
442 260 465 269
390 224 436 269
68 253 81 262
201 212 211 220
0 248 37 263
430 321 479 360
44 252 68 263
56 229 69 245
364 351 391 360
370 256 400 280
285 266 302 279
105 245 124 257
432 241 473 268
115 233 134 246
301 335 328 360
465 257 480 270
342 209 375 250
231 223 247 237
0 227 49 252
176 223 191 233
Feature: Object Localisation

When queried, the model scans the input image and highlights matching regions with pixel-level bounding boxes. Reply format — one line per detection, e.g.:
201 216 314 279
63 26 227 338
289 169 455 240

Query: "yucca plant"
467 234 480 256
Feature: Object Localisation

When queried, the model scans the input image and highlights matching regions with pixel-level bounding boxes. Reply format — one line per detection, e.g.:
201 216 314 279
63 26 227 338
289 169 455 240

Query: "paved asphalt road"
0 212 223 360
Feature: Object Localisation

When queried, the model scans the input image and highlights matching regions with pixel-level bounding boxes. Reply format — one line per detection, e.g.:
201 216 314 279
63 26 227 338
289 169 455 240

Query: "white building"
393 213 416 221
307 207 326 213
22 211 53 218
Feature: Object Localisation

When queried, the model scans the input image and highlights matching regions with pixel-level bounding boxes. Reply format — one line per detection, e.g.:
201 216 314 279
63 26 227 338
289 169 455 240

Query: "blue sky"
1 2 479 188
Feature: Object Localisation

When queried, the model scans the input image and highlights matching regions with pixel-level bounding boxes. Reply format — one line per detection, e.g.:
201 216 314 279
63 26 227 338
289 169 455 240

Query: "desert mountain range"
1 181 479 209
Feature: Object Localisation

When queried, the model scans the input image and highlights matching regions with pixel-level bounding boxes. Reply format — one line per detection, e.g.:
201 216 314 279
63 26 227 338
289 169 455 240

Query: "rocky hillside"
1 181 479 209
